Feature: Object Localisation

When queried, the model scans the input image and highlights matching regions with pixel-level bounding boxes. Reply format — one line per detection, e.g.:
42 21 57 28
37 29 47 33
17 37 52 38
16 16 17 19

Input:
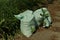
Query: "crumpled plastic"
14 8 52 37
14 10 36 37
33 8 52 27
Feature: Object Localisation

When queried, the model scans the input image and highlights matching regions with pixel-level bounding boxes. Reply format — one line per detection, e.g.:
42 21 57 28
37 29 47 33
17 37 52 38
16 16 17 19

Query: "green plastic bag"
14 10 36 37
33 8 52 27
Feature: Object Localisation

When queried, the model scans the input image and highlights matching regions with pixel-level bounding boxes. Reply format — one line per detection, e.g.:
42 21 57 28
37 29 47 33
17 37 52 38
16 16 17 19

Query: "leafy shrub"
0 0 48 40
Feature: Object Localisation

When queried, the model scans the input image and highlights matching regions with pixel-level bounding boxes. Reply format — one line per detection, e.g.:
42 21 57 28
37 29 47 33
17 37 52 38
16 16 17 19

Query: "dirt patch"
14 0 60 40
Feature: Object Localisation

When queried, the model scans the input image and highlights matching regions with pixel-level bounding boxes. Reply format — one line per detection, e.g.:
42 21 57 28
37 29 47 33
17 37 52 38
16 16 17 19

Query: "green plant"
0 0 48 40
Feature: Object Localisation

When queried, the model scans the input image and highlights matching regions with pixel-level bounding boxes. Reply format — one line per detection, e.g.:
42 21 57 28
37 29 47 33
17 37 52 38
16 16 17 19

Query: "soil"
14 0 60 40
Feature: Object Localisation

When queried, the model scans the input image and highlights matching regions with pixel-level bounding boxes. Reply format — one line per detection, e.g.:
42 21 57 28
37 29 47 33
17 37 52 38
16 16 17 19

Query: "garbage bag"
14 10 36 37
33 8 52 27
